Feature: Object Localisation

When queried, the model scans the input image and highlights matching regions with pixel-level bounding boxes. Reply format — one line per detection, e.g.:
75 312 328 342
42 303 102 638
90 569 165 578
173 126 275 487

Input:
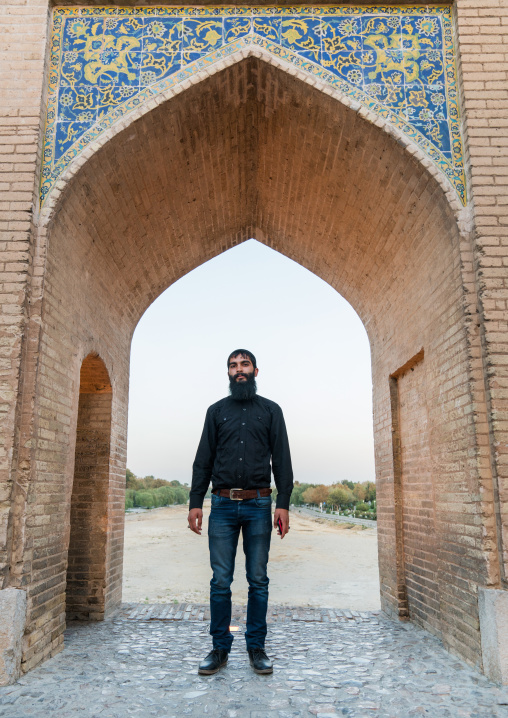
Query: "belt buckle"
230 488 242 500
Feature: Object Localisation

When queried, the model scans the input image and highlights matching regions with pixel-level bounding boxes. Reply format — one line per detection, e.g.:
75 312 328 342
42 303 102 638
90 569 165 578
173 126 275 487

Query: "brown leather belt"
212 488 272 500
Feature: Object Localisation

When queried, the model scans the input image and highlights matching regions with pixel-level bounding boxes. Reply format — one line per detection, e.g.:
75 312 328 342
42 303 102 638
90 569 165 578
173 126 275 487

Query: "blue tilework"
182 19 223 63
253 17 280 43
281 17 321 63
56 120 96 157
42 6 466 207
224 17 251 43
401 16 443 50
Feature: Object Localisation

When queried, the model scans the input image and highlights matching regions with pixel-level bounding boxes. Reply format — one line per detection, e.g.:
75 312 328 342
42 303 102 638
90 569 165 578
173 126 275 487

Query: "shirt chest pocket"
218 415 241 446
218 416 232 436
253 414 271 441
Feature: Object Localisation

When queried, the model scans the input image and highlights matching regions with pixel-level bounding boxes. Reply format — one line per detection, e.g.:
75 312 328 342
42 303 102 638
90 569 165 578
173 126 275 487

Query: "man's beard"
229 373 257 401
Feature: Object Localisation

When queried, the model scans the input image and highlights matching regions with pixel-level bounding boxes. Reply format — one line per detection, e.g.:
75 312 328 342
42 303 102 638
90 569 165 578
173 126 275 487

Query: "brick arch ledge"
37 43 470 232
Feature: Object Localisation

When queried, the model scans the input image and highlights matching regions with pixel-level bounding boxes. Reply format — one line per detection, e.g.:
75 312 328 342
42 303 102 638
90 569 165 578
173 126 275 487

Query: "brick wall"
397 358 440 634
66 355 112 621
18 208 129 670
1 0 507 679
0 1 49 584
455 0 508 593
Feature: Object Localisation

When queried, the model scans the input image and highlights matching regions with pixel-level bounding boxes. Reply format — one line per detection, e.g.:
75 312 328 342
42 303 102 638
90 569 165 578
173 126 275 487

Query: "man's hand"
188 509 203 535
274 508 290 539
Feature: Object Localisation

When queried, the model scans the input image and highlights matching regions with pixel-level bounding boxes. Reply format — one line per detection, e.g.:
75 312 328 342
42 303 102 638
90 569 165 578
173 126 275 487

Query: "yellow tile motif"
41 6 466 207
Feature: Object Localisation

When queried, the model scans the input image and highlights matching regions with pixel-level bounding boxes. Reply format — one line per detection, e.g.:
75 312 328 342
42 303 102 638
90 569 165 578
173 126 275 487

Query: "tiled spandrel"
41 6 466 207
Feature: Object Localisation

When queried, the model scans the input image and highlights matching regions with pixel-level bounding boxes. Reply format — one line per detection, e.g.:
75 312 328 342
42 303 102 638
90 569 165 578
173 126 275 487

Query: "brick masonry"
65 355 112 622
0 0 507 683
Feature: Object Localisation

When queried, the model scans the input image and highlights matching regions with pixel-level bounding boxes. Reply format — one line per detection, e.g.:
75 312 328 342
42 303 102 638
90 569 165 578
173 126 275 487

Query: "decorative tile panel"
41 6 466 207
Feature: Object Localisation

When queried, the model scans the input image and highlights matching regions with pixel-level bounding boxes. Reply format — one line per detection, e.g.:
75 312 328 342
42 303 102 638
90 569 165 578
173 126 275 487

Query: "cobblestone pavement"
1 605 506 718
117 603 378 623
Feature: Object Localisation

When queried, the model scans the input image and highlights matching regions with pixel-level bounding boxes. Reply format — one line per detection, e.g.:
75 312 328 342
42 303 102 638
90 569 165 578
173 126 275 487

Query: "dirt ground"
122 503 380 610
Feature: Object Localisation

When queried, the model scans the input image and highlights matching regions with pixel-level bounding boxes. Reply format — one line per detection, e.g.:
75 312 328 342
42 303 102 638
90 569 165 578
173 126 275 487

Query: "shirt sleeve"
270 405 294 510
189 406 217 510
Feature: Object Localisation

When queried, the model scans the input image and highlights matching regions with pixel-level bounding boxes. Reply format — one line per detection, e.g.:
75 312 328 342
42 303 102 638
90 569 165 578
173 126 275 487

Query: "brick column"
0 2 49 579
0 0 50 685
456 0 508 681
456 0 508 581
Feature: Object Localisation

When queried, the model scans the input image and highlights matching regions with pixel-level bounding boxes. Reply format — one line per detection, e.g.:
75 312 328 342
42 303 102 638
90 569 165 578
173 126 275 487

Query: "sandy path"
122 504 381 610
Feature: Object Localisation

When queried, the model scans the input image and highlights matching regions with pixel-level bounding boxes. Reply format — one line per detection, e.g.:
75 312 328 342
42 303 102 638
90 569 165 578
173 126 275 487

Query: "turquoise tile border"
40 6 466 207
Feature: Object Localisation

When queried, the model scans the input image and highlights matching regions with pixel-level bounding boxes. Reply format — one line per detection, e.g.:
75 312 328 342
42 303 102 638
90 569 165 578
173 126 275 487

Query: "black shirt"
190 395 294 511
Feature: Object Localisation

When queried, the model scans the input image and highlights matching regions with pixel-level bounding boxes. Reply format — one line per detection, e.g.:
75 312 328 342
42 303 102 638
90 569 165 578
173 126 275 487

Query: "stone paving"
0 605 507 718
117 603 377 624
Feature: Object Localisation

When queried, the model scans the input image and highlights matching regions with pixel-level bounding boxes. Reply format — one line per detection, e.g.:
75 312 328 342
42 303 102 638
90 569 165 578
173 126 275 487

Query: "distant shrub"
124 471 191 512
154 486 176 506
136 491 156 508
172 487 189 504
355 502 370 512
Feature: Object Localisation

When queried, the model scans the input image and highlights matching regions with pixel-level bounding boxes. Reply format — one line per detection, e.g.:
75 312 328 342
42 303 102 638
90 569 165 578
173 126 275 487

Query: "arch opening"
123 239 379 610
66 354 113 621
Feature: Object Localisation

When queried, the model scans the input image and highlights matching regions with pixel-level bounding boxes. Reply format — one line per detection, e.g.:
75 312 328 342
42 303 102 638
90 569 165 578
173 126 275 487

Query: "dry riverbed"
122 503 380 610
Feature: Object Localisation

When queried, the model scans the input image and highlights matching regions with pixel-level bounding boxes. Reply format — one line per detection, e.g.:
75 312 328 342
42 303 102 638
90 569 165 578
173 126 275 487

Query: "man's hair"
227 349 257 370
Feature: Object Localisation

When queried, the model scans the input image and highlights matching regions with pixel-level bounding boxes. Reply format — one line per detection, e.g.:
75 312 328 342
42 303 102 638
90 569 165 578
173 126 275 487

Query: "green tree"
364 481 376 502
328 485 355 509
125 488 135 510
126 468 141 490
302 485 330 505
136 490 156 508
154 486 175 506
353 483 367 502
290 482 315 506
173 486 189 504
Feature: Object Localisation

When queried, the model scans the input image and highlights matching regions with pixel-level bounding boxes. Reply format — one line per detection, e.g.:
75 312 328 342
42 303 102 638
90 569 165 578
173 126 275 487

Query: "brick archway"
6 55 499 677
66 354 114 621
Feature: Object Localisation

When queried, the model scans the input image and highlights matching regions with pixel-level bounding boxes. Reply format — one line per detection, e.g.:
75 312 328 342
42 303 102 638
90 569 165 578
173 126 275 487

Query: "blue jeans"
208 492 272 651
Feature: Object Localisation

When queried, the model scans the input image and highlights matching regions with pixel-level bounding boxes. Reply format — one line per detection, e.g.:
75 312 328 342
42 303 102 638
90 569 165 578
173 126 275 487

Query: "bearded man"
188 349 293 675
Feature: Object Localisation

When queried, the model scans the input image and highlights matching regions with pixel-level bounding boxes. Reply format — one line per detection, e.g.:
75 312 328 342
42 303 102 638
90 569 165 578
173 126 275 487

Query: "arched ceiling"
48 57 460 339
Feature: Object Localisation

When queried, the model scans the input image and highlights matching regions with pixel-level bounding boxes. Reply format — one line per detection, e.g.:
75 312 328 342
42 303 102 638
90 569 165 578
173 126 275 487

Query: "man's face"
228 355 259 383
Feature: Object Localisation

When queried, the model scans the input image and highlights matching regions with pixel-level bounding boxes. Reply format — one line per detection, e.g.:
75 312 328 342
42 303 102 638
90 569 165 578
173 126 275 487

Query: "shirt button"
239 458 243 461
243 408 246 411
241 422 245 426
241 440 244 443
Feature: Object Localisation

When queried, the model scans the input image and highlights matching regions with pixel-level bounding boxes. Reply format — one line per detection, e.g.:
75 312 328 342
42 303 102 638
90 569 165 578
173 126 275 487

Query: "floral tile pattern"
41 6 466 207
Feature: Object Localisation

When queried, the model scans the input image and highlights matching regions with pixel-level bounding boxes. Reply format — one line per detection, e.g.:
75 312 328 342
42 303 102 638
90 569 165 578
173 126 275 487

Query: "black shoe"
198 648 229 675
248 647 273 674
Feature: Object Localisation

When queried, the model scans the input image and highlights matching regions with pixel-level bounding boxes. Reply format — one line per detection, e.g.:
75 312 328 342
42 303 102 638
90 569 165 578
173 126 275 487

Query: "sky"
126 239 375 487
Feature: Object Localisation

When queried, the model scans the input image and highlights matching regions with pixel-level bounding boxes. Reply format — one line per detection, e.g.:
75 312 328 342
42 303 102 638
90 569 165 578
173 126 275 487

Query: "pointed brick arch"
11 55 497 679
